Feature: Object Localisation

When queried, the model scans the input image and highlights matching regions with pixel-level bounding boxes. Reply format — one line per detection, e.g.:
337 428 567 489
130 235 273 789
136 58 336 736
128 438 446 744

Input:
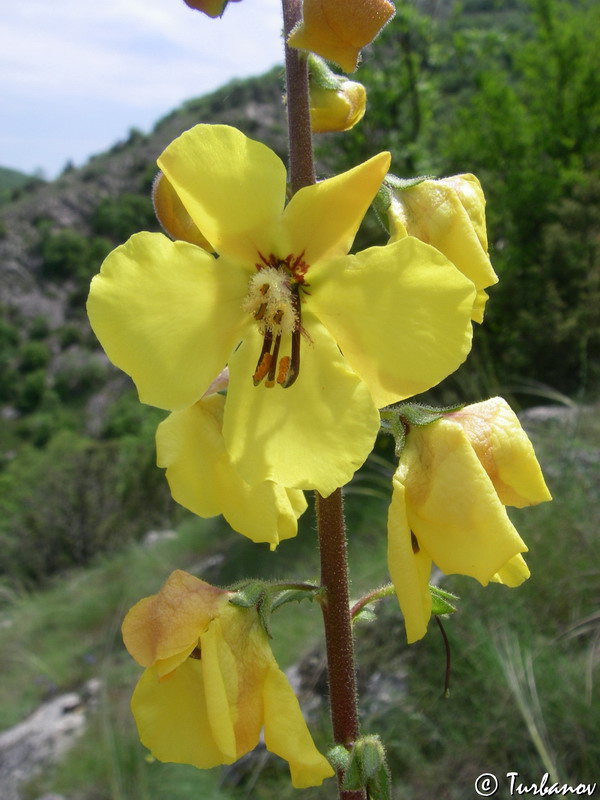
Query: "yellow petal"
152 171 214 250
389 178 497 293
446 398 552 507
131 660 231 767
122 570 229 670
263 666 335 787
310 238 475 408
87 233 250 411
158 124 286 263
403 423 528 585
199 619 238 761
387 475 433 643
223 317 380 495
280 151 390 266
491 554 530 587
288 0 395 73
156 396 306 547
219 605 269 756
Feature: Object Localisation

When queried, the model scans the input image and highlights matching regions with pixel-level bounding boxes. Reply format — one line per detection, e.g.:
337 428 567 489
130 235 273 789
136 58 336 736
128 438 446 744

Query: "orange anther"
253 353 272 385
277 356 291 386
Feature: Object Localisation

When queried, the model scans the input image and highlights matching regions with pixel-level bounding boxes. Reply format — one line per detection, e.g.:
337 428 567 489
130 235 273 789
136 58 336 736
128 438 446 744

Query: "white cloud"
0 0 284 175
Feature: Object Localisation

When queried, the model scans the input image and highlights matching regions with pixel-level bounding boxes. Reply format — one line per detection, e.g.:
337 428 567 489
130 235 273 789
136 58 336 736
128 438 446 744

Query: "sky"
0 0 284 179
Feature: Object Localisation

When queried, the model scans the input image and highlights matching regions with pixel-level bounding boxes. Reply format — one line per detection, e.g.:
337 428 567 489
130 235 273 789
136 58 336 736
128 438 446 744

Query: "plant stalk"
282 1 365 797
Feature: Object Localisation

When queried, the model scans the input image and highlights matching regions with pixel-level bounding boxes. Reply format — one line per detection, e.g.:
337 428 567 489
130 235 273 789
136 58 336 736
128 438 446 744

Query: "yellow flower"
387 397 552 643
87 124 475 496
386 174 497 322
288 0 395 73
182 0 241 18
122 570 334 788
156 391 307 548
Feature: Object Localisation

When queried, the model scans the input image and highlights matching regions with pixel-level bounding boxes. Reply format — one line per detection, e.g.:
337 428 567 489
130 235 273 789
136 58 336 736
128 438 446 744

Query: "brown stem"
281 2 363 796
282 0 315 193
316 490 366 800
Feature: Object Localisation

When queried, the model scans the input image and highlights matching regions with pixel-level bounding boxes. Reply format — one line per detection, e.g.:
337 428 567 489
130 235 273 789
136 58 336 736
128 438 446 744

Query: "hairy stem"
282 0 316 193
281 2 364 797
316 490 365 800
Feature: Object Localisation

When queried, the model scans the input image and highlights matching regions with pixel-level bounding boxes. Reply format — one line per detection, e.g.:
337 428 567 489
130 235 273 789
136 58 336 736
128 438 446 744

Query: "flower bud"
308 55 366 132
152 171 213 251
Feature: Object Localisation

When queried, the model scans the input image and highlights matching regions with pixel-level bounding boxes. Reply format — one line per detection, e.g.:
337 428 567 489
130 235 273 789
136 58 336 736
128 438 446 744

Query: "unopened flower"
385 174 497 322
123 570 333 787
88 124 475 496
182 0 241 18
308 55 366 133
387 397 552 643
288 0 395 73
156 391 307 548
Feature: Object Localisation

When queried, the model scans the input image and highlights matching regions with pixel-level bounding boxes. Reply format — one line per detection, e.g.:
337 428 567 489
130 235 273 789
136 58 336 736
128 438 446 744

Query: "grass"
2 403 599 799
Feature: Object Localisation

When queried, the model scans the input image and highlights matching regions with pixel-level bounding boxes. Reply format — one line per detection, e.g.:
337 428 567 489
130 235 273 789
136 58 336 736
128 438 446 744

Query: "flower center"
242 251 309 389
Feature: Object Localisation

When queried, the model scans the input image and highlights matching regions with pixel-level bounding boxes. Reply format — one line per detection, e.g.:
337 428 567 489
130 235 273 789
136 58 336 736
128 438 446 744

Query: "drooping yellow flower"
182 0 241 18
123 570 334 787
87 124 475 496
386 174 497 322
156 391 307 548
288 0 395 73
387 397 552 643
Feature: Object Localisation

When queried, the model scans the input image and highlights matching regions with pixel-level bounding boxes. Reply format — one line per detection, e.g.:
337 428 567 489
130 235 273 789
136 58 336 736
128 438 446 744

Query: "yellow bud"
310 80 366 133
152 171 213 251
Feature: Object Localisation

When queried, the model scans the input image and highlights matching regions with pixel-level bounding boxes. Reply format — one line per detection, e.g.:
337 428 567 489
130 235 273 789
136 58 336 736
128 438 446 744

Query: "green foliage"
18 340 50 372
39 227 113 285
0 418 173 586
92 193 157 242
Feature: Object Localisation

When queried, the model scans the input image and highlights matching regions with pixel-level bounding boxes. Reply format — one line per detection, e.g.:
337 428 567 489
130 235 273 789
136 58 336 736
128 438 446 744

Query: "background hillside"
0 0 599 798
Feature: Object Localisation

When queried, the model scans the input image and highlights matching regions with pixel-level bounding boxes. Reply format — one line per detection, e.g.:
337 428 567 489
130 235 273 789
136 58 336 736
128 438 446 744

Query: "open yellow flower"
387 397 552 643
156 391 307 548
123 570 334 788
288 0 395 73
87 124 475 496
387 174 497 322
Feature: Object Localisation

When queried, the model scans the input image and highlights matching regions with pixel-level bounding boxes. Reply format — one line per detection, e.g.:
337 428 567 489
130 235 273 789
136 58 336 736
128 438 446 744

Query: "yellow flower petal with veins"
88 124 475 494
388 398 551 642
288 0 395 73
156 394 307 547
124 571 334 787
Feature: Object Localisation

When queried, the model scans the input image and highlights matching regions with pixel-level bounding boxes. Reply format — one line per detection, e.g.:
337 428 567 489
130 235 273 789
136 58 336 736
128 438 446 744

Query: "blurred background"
0 0 598 798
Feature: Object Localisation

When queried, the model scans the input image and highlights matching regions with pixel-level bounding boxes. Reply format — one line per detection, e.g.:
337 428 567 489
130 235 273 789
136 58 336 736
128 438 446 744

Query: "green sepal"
308 53 341 91
341 736 392 800
228 580 268 609
373 173 435 228
256 590 273 639
228 580 273 638
430 585 459 616
327 744 351 772
271 586 322 612
393 401 465 427
353 606 377 624
385 173 435 191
